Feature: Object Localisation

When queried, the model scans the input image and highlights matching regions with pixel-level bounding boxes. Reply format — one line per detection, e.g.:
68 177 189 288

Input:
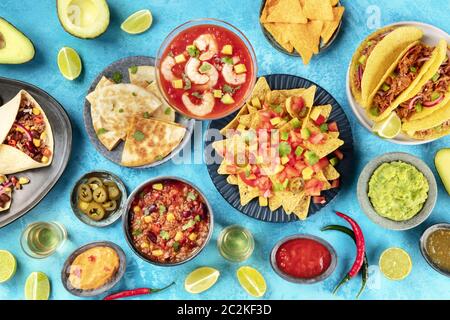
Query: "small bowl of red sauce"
270 235 337 284
155 18 257 120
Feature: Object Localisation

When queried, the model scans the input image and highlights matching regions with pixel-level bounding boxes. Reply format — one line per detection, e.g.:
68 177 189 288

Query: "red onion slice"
13 123 33 141
357 65 363 84
408 95 422 110
424 94 444 107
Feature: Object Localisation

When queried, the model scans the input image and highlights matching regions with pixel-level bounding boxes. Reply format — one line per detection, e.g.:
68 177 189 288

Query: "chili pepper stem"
151 281 175 293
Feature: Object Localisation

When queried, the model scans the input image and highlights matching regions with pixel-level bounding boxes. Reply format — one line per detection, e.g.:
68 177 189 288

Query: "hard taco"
396 40 449 122
350 26 423 106
0 90 54 174
403 100 450 140
366 40 443 122
0 174 12 212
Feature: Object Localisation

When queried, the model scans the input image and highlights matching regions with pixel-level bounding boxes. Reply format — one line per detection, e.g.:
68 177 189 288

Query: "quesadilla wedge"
89 83 161 150
0 174 12 212
145 82 176 122
121 117 186 167
129 65 155 88
397 40 450 122
0 90 54 174
350 26 423 106
403 100 450 140
366 40 443 122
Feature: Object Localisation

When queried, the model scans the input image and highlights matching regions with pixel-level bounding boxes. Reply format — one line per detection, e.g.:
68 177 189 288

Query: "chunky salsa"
158 24 255 119
4 96 51 163
276 238 332 279
129 180 210 263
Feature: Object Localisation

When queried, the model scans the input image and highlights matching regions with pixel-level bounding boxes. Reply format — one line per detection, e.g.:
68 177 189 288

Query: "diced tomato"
314 115 326 126
42 148 52 157
239 172 257 187
328 121 339 132
312 157 329 173
255 176 272 193
291 97 305 113
284 165 299 178
313 196 326 205
277 170 287 183
34 116 44 124
251 165 260 175
309 133 326 145
294 161 307 173
331 179 340 188
226 165 238 174
334 149 344 160
304 179 324 196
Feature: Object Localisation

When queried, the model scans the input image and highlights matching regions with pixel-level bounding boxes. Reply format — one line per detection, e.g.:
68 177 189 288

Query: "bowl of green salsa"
357 153 437 230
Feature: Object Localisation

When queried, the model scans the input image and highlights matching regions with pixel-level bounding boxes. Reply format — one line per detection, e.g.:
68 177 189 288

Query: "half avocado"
57 0 110 39
0 18 35 64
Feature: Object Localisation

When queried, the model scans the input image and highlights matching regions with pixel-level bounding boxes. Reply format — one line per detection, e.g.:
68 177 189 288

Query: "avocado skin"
56 0 110 39
0 17 35 64
435 148 450 196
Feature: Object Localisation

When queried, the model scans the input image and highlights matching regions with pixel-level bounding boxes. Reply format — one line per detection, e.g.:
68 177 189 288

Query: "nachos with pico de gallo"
212 77 345 220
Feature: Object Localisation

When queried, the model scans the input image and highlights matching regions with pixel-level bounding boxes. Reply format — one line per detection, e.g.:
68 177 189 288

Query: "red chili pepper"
103 282 175 300
332 211 365 294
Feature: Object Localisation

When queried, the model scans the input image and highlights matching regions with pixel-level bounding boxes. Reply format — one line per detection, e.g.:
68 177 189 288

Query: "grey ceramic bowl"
420 223 450 277
70 171 127 228
122 176 214 266
357 152 437 231
270 234 337 284
61 241 126 297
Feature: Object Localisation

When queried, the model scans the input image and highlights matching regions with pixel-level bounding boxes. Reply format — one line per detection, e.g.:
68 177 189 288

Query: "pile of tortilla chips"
260 0 345 64
212 77 345 220
86 65 186 167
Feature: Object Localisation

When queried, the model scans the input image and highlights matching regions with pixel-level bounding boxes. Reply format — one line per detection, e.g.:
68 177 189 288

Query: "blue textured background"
0 0 449 300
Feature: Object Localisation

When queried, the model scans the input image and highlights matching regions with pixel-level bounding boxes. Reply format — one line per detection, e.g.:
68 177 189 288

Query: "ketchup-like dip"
275 238 332 279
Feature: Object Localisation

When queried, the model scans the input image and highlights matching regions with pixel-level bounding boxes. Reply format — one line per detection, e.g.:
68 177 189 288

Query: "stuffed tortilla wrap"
396 40 450 122
0 90 54 174
0 174 12 212
350 26 423 106
403 100 450 140
366 40 444 122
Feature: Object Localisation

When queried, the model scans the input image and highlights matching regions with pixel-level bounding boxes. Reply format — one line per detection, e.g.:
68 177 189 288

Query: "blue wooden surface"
0 0 449 300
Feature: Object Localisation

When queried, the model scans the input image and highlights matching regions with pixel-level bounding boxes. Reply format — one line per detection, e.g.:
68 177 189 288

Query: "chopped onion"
424 94 444 107
13 123 32 141
408 95 422 110
417 57 430 63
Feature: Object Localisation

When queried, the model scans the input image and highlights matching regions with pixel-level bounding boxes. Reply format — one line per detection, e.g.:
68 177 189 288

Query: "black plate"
83 56 195 168
205 74 354 223
0 77 72 228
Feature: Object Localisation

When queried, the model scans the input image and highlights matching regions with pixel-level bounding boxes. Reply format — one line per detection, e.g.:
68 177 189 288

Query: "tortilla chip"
238 114 252 127
266 0 308 23
227 175 238 185
330 0 339 6
212 140 226 157
293 194 311 220
312 104 332 121
129 66 155 88
302 0 334 21
237 176 260 206
269 194 283 211
315 171 332 190
323 164 340 180
304 137 344 158
277 88 306 97
321 7 345 44
252 77 272 101
220 105 249 135
287 21 323 63
260 0 280 23
281 191 303 214
329 131 340 139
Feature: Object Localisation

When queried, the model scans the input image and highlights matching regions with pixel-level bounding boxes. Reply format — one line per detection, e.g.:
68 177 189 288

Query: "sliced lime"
57 47 82 80
24 271 50 300
0 250 17 283
121 9 153 35
372 112 402 139
184 267 220 294
236 266 267 297
379 247 412 281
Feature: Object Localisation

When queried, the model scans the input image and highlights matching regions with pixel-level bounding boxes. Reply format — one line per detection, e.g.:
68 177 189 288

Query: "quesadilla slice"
121 117 186 167
145 82 176 122
129 65 155 88
0 90 54 174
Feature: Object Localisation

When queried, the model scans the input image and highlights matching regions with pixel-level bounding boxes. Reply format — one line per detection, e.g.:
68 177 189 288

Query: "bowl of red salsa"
123 177 213 266
155 18 257 120
270 235 337 284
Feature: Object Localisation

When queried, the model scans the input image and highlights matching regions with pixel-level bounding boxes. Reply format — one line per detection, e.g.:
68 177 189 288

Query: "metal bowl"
70 171 127 228
122 176 214 266
270 234 337 284
61 241 126 297
357 153 437 231
420 223 450 277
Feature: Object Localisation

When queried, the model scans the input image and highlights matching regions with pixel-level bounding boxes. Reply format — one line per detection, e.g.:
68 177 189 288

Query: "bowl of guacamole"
357 153 437 230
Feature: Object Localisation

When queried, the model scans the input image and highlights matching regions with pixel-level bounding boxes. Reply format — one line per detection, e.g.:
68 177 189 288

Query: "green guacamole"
368 161 429 221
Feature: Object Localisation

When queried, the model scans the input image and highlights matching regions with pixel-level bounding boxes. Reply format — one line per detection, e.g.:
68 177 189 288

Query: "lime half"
372 112 402 139
379 247 412 281
24 272 50 300
0 250 17 283
184 267 220 294
121 9 153 34
236 266 267 297
57 47 82 80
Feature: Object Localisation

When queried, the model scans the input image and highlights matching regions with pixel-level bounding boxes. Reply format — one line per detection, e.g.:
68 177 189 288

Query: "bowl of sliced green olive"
70 171 127 227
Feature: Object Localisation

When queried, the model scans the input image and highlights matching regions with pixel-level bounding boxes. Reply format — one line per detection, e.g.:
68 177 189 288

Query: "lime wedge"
0 250 17 283
184 267 220 294
57 47 82 80
236 266 267 297
121 9 153 35
379 247 412 281
24 271 50 300
372 112 402 139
